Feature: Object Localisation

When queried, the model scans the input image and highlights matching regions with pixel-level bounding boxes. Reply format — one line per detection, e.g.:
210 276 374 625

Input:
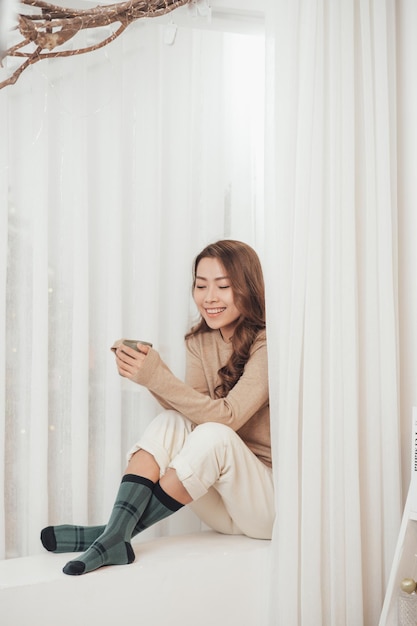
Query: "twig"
0 0 193 89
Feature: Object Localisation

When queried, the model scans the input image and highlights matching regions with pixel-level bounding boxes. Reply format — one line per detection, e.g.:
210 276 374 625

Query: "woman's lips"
205 307 226 316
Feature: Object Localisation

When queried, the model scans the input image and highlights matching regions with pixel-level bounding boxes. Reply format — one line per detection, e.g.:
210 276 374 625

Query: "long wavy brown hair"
185 240 266 398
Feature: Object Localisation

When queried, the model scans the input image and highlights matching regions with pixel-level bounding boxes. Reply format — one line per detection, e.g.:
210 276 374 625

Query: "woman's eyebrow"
195 275 229 281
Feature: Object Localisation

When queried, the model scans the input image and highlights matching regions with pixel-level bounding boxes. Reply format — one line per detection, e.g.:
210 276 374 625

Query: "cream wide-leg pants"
127 410 275 540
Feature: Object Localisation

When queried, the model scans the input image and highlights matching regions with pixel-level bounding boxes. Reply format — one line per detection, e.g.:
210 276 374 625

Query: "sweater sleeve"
133 334 268 431
184 337 211 395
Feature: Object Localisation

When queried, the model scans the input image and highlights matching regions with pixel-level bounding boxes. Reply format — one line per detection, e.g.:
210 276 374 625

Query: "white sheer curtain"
264 1 401 625
0 2 410 624
0 16 265 558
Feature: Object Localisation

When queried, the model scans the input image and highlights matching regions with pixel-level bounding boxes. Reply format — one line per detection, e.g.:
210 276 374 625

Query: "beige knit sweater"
132 329 271 468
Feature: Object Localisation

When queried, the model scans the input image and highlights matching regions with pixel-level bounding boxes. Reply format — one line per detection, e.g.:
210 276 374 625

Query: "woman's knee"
145 410 193 441
127 411 193 469
190 422 237 447
152 409 189 428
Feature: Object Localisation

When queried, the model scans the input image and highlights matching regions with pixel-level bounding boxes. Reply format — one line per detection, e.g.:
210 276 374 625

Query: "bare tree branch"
0 0 193 89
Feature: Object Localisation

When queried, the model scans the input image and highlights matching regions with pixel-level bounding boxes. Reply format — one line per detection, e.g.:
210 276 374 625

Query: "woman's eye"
219 285 230 290
195 285 206 289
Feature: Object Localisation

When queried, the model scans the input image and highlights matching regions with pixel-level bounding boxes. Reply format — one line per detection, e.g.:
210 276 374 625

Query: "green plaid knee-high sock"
42 482 183 554
62 474 154 576
63 475 184 576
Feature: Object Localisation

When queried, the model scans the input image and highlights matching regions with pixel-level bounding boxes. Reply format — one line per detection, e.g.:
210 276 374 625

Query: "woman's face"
193 257 241 341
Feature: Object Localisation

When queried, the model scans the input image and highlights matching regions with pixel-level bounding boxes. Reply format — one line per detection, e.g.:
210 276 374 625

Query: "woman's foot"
41 524 105 553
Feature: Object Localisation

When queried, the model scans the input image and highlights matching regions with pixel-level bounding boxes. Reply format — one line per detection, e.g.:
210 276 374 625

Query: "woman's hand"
111 340 151 383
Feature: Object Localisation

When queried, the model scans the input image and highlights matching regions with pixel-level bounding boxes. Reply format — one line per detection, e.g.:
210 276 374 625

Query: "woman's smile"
205 307 226 316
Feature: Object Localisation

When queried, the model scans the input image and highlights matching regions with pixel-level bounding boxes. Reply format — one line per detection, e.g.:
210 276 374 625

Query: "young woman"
40 239 274 575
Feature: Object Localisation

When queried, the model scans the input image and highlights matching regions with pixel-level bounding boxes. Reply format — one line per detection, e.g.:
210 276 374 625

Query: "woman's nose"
205 287 218 302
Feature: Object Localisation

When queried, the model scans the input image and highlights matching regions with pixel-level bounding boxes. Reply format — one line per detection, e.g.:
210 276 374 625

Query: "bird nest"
0 0 193 89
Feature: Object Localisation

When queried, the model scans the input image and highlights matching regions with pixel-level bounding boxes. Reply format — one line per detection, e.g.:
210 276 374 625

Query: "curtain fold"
265 1 401 624
0 88 7 559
